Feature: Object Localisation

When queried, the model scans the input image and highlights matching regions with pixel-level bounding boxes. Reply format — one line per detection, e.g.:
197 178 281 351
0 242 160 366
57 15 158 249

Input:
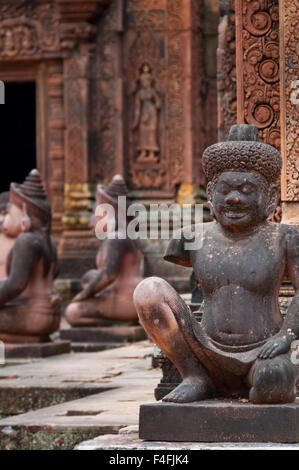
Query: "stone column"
56 0 110 278
280 0 299 226
217 0 237 141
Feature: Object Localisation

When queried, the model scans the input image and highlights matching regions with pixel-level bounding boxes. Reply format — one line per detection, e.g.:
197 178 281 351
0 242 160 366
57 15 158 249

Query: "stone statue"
132 64 161 164
0 192 14 279
66 175 143 326
134 124 299 404
0 170 61 343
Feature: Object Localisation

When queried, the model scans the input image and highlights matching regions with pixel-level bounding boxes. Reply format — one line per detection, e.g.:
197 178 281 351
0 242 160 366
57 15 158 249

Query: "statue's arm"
132 92 141 130
0 234 39 306
72 239 123 302
281 228 299 337
259 227 299 359
154 90 161 109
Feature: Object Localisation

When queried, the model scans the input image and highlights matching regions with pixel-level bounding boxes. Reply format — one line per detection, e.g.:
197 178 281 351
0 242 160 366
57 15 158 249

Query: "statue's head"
202 124 282 232
3 169 51 237
140 64 153 89
91 174 131 234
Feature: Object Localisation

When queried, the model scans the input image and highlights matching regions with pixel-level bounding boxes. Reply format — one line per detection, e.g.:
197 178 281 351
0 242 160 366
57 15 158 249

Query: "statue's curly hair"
202 141 282 184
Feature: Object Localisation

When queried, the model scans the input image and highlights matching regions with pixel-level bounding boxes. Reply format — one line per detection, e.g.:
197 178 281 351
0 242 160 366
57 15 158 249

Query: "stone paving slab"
4 341 71 359
0 341 161 449
75 433 299 450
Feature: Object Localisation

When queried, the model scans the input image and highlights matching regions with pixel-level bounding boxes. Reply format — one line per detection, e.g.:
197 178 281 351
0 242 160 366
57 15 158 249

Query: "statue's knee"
134 277 170 314
65 302 80 326
250 356 296 404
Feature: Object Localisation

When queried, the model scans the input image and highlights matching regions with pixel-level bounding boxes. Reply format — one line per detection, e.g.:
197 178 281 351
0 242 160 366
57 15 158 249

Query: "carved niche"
235 0 280 148
0 2 61 59
126 28 166 191
280 0 299 202
124 0 195 194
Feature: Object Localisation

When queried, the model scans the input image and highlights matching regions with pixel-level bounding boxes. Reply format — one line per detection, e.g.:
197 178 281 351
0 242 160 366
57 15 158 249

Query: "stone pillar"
280 0 299 226
217 0 237 141
56 0 110 278
46 61 65 239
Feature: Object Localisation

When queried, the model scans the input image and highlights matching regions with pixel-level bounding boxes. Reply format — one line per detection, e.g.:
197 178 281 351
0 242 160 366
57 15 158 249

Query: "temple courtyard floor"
0 339 298 450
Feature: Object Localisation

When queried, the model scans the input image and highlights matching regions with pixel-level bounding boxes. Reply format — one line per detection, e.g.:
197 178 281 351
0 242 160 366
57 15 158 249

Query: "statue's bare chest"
190 232 285 294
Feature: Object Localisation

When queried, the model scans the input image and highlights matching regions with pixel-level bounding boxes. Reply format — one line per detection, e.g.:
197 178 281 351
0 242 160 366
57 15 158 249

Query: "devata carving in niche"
132 64 161 164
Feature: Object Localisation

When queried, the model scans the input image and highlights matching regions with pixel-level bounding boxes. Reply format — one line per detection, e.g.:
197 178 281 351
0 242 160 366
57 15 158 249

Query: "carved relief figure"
66 175 143 326
132 64 161 163
134 125 299 405
0 170 61 343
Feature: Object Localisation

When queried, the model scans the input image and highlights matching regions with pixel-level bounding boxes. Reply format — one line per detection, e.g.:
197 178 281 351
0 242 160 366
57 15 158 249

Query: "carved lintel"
0 3 61 59
56 0 110 50
55 0 110 23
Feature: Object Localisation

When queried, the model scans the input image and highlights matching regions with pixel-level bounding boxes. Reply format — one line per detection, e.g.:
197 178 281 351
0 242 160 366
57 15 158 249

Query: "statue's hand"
258 334 292 360
72 289 91 303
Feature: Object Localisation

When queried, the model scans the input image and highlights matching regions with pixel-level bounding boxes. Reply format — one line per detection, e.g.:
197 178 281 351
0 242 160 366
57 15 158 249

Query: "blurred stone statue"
66 175 143 326
0 170 61 343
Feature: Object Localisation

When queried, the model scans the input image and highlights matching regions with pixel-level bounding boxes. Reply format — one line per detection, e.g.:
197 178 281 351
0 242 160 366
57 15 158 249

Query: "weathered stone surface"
4 341 71 359
0 341 161 450
60 326 147 345
75 433 299 450
139 400 299 443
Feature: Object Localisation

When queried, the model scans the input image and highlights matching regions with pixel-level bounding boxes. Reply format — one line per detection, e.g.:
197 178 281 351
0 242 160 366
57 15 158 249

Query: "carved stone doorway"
0 81 36 193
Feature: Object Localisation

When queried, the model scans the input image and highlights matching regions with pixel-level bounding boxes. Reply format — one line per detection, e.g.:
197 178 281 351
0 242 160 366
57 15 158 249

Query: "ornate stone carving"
0 3 60 58
280 0 299 203
235 0 280 148
62 183 94 230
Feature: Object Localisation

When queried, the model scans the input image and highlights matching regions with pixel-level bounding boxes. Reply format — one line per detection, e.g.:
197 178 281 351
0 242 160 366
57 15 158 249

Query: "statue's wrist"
278 329 296 344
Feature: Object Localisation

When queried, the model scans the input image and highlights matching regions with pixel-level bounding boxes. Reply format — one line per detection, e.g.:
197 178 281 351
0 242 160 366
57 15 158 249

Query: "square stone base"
4 341 71 359
139 400 299 443
60 326 147 351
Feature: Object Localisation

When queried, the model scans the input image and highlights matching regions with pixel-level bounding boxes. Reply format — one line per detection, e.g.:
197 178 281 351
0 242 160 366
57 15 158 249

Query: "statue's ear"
266 184 280 218
206 182 215 218
21 203 31 233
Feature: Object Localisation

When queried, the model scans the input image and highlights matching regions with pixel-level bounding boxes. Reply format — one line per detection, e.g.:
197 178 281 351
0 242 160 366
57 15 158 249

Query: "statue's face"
212 172 269 231
2 203 23 237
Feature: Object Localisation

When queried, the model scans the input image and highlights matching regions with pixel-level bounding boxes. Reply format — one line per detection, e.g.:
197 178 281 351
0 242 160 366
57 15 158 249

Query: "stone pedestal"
139 400 299 443
60 326 147 352
4 341 71 359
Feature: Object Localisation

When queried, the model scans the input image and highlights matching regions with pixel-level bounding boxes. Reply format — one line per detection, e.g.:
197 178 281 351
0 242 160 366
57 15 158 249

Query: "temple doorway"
0 82 36 193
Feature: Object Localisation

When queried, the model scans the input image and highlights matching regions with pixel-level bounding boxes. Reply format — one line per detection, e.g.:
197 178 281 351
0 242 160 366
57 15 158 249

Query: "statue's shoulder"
272 223 299 256
276 223 299 239
12 233 43 259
